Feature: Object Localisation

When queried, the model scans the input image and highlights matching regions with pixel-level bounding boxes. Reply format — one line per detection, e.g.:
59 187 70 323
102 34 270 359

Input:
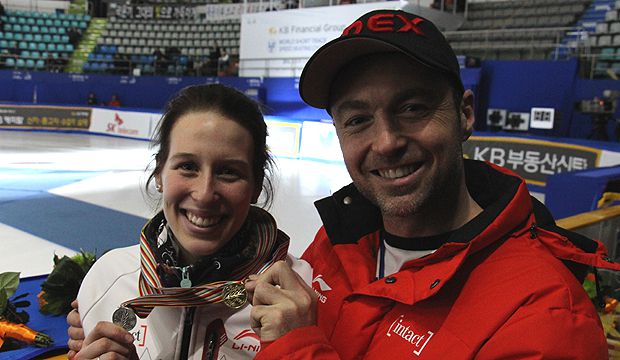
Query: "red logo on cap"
342 13 425 36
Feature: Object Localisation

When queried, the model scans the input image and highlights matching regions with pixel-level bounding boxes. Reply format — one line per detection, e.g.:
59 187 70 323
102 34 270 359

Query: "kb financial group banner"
239 2 400 76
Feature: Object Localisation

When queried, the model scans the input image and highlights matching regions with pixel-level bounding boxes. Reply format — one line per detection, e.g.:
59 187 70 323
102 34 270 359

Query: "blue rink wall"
1 59 620 140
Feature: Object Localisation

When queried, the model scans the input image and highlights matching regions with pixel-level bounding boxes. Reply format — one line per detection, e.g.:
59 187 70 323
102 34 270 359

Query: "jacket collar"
314 159 528 248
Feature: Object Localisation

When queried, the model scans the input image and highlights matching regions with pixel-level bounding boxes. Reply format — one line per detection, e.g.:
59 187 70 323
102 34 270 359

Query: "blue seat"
26 18 35 26
24 34 33 42
43 34 51 43
35 59 44 70
31 51 40 59
40 26 49 34
58 27 65 35
49 27 57 34
66 44 74 53
21 50 30 58
28 42 37 51
52 35 60 43
4 24 12 32
14 33 23 41
38 43 46 51
83 61 92 72
5 57 15 68
15 58 25 68
47 43 56 52
33 34 42 43
61 35 69 43
22 24 31 33
36 18 44 26
53 19 61 27
18 41 27 50
45 19 53 27
32 25 40 34
25 59 34 68
4 32 13 41
0 40 8 49
17 17 25 25
56 43 65 52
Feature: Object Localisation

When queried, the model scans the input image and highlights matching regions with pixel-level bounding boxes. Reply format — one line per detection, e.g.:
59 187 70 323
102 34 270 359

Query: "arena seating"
84 17 240 76
589 0 620 77
446 0 591 60
0 9 90 71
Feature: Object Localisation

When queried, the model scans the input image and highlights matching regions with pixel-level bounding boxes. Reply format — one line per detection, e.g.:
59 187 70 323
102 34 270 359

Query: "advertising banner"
266 117 302 158
89 108 160 140
240 2 399 60
463 136 601 186
110 4 195 20
0 105 91 130
299 120 343 162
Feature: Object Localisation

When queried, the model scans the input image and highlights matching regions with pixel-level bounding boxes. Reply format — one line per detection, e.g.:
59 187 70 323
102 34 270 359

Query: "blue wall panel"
478 59 578 137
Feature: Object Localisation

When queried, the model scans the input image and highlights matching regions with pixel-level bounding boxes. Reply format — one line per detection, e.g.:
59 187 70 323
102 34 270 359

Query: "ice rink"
0 129 352 277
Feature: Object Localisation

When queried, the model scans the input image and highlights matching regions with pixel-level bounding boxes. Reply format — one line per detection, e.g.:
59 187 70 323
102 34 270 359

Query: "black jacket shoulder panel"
314 183 382 245
530 195 598 254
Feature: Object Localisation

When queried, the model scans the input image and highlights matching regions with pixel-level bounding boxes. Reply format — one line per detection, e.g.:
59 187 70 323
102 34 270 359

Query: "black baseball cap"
299 9 463 109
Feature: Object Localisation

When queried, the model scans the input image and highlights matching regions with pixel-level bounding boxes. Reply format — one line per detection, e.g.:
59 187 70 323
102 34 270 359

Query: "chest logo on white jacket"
386 315 434 356
312 274 332 303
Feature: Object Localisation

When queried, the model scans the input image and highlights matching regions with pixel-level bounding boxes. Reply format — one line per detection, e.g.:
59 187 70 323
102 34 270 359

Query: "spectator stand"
0 9 90 72
446 0 591 61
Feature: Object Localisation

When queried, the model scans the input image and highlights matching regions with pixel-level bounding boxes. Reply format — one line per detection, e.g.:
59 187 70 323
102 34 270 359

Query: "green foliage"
0 272 20 315
39 251 96 315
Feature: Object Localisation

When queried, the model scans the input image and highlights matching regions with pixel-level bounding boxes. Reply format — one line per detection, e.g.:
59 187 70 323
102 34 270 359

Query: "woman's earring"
156 184 162 192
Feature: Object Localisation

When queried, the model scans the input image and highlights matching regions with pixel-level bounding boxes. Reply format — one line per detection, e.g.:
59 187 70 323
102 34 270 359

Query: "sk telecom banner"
0 105 91 130
463 136 601 186
89 108 160 140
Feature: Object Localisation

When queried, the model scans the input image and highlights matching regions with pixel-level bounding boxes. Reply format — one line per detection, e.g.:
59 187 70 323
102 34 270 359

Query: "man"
246 9 618 359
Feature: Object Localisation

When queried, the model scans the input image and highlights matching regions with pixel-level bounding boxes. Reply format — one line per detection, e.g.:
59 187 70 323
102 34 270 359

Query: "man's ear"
460 89 476 142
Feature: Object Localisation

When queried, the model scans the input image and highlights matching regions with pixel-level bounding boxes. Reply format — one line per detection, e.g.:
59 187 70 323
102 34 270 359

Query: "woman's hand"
74 321 138 360
245 260 318 341
67 300 84 359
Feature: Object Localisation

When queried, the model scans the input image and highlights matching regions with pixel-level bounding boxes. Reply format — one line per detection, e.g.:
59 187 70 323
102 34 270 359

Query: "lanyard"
378 238 386 280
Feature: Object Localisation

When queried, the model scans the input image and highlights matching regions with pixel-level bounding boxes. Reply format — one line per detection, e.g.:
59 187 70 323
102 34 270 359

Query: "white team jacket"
78 245 313 360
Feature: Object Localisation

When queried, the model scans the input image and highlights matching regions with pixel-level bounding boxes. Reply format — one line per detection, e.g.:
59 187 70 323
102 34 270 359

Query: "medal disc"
112 307 137 331
222 283 248 309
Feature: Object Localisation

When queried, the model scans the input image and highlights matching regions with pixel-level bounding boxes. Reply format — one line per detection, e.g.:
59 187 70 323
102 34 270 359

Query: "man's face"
329 53 473 228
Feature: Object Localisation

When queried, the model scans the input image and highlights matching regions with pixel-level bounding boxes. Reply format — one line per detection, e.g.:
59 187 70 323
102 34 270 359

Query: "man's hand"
245 260 318 341
74 321 138 360
67 300 84 359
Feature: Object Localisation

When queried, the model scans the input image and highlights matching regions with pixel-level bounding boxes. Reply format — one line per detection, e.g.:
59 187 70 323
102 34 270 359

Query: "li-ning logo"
312 274 331 303
232 329 260 353
342 13 425 36
386 315 434 356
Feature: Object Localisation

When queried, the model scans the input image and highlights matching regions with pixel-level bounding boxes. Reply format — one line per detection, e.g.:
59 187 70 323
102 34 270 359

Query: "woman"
71 84 311 359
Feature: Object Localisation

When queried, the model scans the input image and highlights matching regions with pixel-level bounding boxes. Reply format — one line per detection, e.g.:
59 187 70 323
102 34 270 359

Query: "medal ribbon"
120 207 289 318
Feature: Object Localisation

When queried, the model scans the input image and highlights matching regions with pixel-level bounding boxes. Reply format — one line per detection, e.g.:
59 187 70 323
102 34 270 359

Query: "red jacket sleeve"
476 307 607 359
255 325 342 360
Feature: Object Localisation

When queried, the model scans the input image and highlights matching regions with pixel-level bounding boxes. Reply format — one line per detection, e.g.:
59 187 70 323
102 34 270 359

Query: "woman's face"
157 110 259 264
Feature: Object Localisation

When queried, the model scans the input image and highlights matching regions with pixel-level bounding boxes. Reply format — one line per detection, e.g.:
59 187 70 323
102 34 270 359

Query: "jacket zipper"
179 307 196 360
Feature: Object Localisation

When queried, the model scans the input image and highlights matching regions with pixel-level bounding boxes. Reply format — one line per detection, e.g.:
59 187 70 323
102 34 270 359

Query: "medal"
221 283 247 309
112 306 137 331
